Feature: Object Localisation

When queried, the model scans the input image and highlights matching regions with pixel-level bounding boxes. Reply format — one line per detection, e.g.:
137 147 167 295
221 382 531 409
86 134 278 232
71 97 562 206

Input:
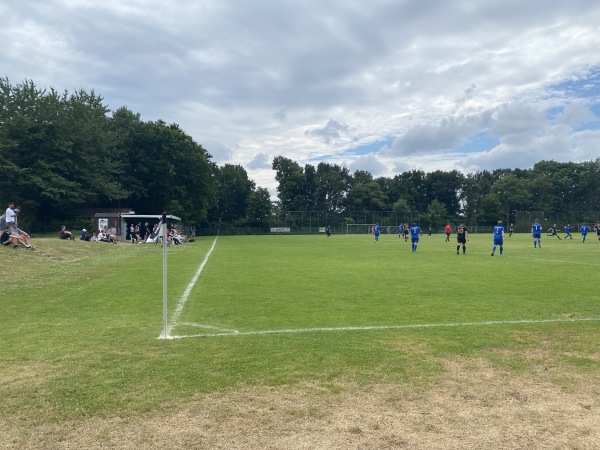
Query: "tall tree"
210 164 255 224
245 187 272 227
314 162 351 212
272 156 306 211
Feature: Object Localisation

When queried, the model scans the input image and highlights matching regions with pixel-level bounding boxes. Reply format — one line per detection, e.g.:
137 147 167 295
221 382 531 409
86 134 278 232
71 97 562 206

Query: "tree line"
2 78 599 232
273 156 600 227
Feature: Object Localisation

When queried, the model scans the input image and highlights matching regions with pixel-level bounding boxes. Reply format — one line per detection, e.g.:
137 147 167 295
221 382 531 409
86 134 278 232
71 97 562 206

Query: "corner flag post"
161 212 168 339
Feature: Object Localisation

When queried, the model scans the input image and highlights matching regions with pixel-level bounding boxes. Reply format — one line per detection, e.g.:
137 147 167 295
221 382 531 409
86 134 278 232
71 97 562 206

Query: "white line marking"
159 237 218 339
167 317 600 339
178 322 240 333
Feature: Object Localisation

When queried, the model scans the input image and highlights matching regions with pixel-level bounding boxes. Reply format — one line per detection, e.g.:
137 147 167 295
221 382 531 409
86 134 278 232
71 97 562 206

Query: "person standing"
595 222 600 242
456 223 468 254
580 223 590 243
564 224 572 240
428 224 432 237
403 223 410 242
373 223 380 243
409 223 422 252
509 223 514 237
5 203 18 228
491 220 505 256
444 223 452 241
531 219 543 248
326 224 331 238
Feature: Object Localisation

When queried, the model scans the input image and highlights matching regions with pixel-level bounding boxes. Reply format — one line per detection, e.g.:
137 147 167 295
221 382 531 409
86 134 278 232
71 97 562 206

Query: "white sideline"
169 317 600 339
159 236 218 339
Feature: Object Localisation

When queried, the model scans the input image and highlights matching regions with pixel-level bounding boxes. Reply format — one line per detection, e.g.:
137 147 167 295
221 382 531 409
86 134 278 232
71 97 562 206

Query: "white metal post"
161 217 168 338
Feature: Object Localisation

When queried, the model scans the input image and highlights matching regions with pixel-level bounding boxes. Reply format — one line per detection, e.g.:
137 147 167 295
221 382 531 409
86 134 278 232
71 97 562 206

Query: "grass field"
1 232 599 449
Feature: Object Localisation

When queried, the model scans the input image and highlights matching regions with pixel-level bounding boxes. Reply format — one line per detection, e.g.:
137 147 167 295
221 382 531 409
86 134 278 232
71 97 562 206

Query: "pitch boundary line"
159 236 218 339
167 317 600 339
470 251 600 266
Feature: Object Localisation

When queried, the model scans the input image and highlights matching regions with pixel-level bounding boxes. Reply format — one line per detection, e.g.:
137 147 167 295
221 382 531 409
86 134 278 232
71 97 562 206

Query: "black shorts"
457 237 466 244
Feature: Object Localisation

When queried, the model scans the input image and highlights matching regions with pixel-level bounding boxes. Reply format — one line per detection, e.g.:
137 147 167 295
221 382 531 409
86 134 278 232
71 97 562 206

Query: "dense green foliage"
272 156 600 225
0 78 270 230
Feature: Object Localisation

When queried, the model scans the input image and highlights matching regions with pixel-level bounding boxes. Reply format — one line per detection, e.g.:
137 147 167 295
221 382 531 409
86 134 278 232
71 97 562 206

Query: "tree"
210 164 255 224
491 173 532 224
245 187 272 227
423 199 448 227
272 156 306 211
313 162 351 212
345 171 387 212
424 170 464 217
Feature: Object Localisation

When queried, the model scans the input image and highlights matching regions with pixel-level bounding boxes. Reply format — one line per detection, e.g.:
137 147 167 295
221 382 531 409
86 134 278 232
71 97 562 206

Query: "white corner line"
166 317 600 339
158 236 218 339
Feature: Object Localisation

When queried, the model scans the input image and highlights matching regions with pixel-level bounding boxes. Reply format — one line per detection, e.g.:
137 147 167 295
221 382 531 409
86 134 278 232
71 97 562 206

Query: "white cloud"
348 154 387 177
391 111 494 155
247 153 271 170
2 0 600 193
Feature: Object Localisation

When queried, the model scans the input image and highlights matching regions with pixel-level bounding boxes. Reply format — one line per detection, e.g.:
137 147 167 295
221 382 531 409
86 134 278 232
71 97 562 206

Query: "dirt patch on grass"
2 358 599 449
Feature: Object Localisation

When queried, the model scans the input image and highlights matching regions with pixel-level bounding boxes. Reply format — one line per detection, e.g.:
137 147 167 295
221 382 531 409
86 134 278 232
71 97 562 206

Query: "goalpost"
346 224 401 234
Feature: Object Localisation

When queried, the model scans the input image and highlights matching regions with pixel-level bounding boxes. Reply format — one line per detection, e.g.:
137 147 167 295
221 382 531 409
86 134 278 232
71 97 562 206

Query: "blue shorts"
411 237 419 243
494 236 503 245
532 232 541 239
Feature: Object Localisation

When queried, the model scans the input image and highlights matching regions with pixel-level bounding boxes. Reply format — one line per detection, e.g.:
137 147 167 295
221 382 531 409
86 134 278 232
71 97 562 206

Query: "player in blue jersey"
580 223 590 243
491 220 505 256
531 219 542 248
564 224 572 240
409 223 422 252
373 223 380 243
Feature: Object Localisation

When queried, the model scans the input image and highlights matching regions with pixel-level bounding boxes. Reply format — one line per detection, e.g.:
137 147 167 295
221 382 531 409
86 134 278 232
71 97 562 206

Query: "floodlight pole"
161 212 168 339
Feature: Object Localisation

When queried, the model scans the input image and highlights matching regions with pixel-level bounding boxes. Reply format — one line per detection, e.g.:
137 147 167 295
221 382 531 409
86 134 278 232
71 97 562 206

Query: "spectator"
59 225 75 240
97 229 109 242
5 203 18 228
100 226 119 244
2 226 31 249
10 223 32 248
80 229 91 241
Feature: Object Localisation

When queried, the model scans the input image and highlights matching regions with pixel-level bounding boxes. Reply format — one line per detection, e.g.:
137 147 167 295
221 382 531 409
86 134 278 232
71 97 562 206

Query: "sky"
2 0 600 195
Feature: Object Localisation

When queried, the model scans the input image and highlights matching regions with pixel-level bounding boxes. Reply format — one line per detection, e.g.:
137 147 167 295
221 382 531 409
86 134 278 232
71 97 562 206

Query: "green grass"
1 232 599 423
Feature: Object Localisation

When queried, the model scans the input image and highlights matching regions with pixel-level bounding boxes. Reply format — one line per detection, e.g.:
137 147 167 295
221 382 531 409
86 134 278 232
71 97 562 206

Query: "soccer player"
546 224 561 239
326 224 331 238
509 223 514 237
456 222 468 254
428 224 432 237
373 223 380 243
595 222 600 241
580 223 590 243
398 224 403 239
403 223 409 242
531 219 542 248
564 224 572 240
491 220 505 256
444 223 452 241
409 223 422 252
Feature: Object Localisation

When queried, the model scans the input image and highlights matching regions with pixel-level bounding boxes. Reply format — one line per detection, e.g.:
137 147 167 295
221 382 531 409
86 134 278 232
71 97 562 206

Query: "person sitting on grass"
59 225 74 240
1 227 31 249
99 227 118 244
10 223 33 248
